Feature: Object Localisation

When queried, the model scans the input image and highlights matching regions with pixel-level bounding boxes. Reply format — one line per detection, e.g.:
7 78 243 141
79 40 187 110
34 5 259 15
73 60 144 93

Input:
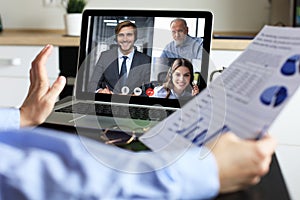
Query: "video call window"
84 16 154 83
80 15 206 100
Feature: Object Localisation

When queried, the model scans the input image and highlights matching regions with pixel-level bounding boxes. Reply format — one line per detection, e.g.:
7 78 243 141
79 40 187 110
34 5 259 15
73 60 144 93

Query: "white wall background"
0 0 271 32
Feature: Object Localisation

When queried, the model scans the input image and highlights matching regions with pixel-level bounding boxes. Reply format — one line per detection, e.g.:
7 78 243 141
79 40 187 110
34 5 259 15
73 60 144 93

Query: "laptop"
45 9 213 135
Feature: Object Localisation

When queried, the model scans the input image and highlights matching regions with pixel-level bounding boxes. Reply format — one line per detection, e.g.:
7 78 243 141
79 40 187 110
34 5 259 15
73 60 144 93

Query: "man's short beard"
175 40 184 46
175 35 187 46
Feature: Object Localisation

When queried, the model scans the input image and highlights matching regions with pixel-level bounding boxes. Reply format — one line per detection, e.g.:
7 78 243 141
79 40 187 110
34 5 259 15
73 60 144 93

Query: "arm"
0 108 20 131
87 53 107 92
0 45 65 130
0 129 275 199
190 36 203 59
160 43 172 58
160 48 169 58
19 45 66 127
0 128 219 199
89 49 118 92
0 128 276 199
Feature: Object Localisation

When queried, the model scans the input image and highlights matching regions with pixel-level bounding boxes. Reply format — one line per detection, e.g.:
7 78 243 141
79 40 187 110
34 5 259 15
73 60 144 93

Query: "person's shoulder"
154 85 164 91
134 50 151 60
152 85 169 98
98 48 118 61
187 35 203 44
134 50 149 57
164 41 174 49
102 47 117 55
153 85 166 94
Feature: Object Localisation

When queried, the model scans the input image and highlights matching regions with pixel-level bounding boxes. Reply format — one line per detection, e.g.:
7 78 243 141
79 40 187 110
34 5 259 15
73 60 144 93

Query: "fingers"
26 45 53 98
20 45 65 127
251 137 276 177
31 44 53 84
239 175 262 189
34 44 53 65
257 135 277 155
216 132 276 193
244 135 276 182
98 88 113 94
46 76 66 103
250 176 261 185
192 85 199 95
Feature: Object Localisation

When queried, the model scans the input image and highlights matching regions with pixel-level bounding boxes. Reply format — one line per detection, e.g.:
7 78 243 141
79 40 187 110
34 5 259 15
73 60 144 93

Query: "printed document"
140 25 300 151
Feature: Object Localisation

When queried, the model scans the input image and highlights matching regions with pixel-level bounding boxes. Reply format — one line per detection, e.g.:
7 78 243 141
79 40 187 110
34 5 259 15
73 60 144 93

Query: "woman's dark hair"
163 58 194 98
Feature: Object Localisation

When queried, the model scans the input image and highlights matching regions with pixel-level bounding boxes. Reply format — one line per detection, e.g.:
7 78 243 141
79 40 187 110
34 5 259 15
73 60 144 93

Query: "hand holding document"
140 25 300 151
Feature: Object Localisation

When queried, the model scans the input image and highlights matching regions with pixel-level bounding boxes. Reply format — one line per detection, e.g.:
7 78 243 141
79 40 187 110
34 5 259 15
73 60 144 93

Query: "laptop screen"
75 9 213 108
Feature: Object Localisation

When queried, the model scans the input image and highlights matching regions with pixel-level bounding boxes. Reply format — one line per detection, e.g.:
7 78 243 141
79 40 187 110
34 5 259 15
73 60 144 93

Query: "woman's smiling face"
172 66 191 94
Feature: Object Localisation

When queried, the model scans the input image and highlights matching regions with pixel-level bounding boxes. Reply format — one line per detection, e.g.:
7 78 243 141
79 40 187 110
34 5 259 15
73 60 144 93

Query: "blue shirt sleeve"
0 128 220 199
0 108 20 131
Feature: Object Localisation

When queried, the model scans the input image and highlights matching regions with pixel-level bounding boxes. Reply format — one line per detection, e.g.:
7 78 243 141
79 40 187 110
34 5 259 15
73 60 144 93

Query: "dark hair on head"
115 21 138 41
163 58 194 98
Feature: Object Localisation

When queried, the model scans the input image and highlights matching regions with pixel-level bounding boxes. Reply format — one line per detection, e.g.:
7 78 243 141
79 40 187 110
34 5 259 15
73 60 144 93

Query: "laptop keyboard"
56 102 176 121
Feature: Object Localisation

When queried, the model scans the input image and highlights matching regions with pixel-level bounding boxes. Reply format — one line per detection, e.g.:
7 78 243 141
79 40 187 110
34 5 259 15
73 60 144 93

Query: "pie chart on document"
259 54 300 107
281 54 300 76
260 86 288 107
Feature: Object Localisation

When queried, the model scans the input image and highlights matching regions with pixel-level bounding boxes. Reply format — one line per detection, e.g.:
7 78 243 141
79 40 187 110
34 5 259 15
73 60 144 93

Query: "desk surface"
0 29 251 50
41 122 290 199
0 29 80 46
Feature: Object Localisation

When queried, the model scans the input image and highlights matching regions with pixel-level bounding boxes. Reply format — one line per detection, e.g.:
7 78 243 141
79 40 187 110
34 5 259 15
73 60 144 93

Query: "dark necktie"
119 56 128 86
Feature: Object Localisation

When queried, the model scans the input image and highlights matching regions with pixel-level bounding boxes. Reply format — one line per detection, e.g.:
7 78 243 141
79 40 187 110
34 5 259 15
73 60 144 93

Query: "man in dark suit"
88 21 151 94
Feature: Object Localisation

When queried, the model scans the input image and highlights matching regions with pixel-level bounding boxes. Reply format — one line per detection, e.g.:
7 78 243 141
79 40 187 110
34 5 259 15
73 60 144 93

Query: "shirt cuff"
0 108 20 131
